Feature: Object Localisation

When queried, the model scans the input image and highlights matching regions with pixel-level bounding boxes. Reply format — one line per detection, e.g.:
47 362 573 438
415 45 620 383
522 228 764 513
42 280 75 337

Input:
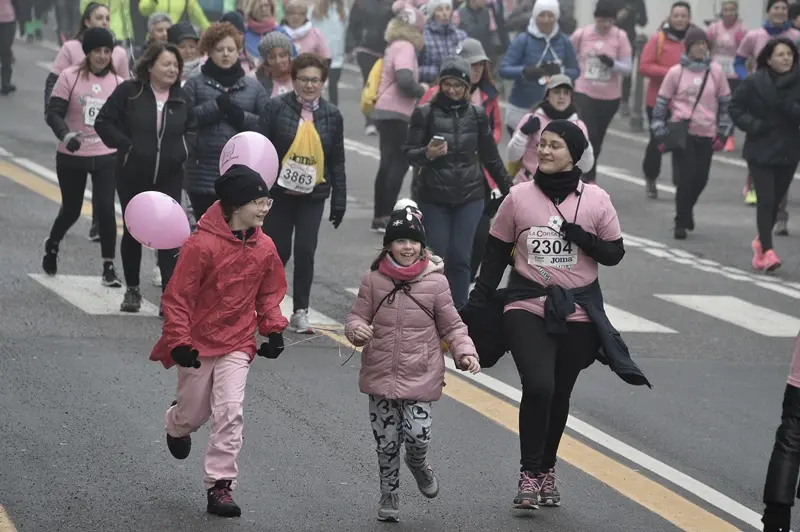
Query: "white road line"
604 304 677 333
655 294 800 337
28 273 161 316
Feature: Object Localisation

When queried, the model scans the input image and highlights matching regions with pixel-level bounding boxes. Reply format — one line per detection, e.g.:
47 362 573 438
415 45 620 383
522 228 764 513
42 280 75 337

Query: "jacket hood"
385 18 425 51
196 202 265 246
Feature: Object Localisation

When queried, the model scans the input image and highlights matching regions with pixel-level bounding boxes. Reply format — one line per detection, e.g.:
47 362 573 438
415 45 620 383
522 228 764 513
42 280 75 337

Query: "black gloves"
257 332 285 359
520 116 541 136
561 221 592 248
330 209 345 229
171 345 201 368
216 92 232 111
541 61 562 76
522 66 545 81
217 92 245 129
63 132 81 153
560 222 626 266
762 503 791 532
597 54 615 68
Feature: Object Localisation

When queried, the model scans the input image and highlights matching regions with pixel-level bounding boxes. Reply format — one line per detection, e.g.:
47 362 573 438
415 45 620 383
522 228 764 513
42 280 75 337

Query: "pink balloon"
124 191 191 250
219 132 280 189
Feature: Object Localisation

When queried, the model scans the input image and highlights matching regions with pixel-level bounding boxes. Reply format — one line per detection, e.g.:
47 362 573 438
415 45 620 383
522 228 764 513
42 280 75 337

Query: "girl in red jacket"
149 165 289 518
345 202 480 522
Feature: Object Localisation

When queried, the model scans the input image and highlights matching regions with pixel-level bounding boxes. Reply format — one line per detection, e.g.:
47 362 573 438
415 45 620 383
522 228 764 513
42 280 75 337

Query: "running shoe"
289 309 314 334
207 480 241 518
377 493 400 522
365 124 378 137
744 187 757 206
370 217 389 234
513 471 541 510
120 287 142 313
102 262 122 288
404 454 439 498
42 238 59 276
537 468 561 507
645 178 657 199
775 219 789 236
88 218 100 242
166 401 191 459
723 136 735 152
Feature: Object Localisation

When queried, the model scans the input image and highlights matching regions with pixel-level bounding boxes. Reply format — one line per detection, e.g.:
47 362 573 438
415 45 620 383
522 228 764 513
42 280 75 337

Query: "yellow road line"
0 505 17 532
317 328 741 531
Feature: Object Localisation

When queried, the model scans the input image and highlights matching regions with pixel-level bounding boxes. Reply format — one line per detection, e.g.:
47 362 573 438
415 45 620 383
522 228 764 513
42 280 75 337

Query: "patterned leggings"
369 395 433 494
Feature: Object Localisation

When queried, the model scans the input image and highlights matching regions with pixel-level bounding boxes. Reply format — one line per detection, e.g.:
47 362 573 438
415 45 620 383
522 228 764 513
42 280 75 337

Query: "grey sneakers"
404 455 439 499
289 309 314 334
377 493 399 522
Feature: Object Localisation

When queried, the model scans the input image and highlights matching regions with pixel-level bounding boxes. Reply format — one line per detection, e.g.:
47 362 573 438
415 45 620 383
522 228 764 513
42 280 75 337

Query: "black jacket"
730 67 800 167
257 92 347 212
404 95 512 205
345 0 395 55
95 80 193 185
764 384 800 507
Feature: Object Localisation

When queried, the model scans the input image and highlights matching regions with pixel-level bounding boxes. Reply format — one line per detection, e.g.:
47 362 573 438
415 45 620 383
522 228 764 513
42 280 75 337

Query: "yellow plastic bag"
360 58 384 118
276 121 325 194
506 158 522 178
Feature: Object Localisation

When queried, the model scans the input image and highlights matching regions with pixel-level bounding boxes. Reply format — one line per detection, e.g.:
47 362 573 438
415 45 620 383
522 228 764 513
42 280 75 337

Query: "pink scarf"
247 18 277 35
378 255 429 282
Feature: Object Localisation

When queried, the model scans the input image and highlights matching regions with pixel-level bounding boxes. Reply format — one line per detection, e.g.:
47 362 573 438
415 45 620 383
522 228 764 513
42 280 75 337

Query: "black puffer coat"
258 92 347 211
183 70 268 194
404 94 511 205
730 66 800 167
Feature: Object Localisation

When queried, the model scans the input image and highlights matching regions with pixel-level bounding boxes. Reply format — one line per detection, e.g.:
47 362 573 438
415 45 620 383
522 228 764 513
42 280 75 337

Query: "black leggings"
672 135 713 229
117 174 182 289
327 67 342 107
50 153 117 259
749 163 796 252
573 93 620 181
374 119 409 219
505 310 599 473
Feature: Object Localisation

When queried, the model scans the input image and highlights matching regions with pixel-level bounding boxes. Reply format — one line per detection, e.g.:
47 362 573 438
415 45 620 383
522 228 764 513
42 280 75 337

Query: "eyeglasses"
251 198 273 209
296 77 323 86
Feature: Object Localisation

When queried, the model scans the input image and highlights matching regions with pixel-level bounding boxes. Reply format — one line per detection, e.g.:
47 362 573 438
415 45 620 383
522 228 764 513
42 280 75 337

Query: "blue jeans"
419 199 485 309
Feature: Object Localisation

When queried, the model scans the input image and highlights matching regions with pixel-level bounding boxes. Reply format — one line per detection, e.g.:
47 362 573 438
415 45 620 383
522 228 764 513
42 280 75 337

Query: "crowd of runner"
1 0 800 530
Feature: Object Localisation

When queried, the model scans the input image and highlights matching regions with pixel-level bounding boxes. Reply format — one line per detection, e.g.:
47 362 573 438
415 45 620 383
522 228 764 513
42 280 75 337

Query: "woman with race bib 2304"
258 52 346 334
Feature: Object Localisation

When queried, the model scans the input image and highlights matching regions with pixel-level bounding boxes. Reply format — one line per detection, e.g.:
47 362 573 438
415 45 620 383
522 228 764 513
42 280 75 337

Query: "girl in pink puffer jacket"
345 200 480 523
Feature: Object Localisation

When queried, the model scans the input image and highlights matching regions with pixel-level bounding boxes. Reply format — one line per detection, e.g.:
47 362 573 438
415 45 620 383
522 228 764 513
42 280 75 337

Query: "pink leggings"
165 351 251 489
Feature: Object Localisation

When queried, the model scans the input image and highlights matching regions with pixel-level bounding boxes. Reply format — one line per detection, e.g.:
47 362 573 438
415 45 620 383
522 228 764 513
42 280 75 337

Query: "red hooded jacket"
150 202 289 369
639 28 685 108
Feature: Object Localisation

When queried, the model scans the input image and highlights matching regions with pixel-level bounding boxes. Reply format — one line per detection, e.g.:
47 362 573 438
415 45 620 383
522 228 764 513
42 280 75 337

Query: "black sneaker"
120 287 142 312
674 227 687 240
645 179 658 199
102 263 122 288
88 218 100 242
166 401 191 459
370 217 389 234
0 84 16 95
513 471 540 510
537 468 561 507
207 480 241 518
775 219 789 236
42 238 59 276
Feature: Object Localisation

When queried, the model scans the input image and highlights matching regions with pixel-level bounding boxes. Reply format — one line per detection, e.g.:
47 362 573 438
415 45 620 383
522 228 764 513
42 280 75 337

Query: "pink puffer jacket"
346 256 477 402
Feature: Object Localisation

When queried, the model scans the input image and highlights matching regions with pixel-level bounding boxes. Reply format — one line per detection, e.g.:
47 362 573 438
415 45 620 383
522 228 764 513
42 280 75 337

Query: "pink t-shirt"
787 333 800 388
271 78 293 98
707 20 747 78
375 39 419 118
51 64 123 157
514 108 590 184
51 40 130 79
737 27 800 62
658 63 730 139
292 27 331 59
0 0 15 23
571 25 632 101
153 86 170 132
490 181 622 322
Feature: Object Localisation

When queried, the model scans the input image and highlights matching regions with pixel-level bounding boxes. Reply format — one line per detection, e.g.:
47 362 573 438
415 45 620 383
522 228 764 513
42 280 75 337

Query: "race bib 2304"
526 226 578 269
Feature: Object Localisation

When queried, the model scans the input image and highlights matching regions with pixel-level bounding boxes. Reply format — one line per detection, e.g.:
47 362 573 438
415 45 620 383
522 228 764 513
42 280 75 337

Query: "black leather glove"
63 132 81 153
225 104 245 129
560 221 592 248
171 345 201 368
257 332 285 359
522 66 545 81
329 209 345 229
216 92 233 111
762 503 791 532
541 61 562 76
520 115 541 135
597 54 615 68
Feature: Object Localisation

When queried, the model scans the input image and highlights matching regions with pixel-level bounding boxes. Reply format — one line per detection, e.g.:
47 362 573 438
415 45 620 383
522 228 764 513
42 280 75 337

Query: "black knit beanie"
82 27 115 55
767 0 789 12
384 206 427 248
221 11 246 33
542 120 588 164
594 0 617 19
215 165 271 207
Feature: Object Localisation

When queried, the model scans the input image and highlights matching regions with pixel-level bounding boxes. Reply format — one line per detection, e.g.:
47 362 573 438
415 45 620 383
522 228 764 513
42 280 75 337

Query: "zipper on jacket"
452 107 461 156
389 291 405 397
153 96 168 185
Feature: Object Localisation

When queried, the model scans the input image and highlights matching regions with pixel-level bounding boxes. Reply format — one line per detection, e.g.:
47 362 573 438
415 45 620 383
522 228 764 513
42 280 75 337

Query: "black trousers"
357 52 380 127
504 310 599 473
374 119 409 219
0 21 14 88
262 193 325 311
672 135 713 229
749 163 796 251
188 192 218 221
50 153 117 259
327 67 342 107
573 93 620 181
117 173 182 289
643 106 667 180
470 210 491 281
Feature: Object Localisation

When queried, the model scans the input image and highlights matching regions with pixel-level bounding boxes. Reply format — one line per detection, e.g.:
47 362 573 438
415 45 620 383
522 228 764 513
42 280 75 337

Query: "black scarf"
533 166 582 204
540 100 577 120
433 91 470 112
663 24 688 41
201 59 245 88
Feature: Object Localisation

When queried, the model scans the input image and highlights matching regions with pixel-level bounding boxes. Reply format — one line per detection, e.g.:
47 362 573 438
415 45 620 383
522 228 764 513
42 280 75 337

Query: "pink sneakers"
752 239 782 272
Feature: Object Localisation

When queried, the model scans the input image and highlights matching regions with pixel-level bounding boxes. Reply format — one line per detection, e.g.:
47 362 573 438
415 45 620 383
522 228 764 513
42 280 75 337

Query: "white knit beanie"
532 0 560 20
426 0 452 15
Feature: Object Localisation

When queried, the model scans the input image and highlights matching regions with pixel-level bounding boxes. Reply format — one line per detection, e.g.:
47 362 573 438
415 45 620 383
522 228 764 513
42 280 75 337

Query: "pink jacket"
345 256 477 402
788 333 800 389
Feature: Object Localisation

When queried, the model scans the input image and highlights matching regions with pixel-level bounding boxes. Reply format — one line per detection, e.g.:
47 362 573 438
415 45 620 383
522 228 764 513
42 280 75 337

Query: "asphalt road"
1 38 799 531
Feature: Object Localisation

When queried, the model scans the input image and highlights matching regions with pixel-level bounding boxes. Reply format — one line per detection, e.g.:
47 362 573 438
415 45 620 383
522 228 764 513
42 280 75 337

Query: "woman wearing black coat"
95 42 193 313
730 37 800 273
258 53 346 335
403 56 512 309
183 21 268 218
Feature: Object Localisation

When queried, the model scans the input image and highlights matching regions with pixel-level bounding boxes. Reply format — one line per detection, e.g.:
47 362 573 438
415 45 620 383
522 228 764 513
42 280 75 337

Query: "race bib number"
83 97 104 127
526 226 577 269
714 54 735 76
277 158 316 194
585 56 611 82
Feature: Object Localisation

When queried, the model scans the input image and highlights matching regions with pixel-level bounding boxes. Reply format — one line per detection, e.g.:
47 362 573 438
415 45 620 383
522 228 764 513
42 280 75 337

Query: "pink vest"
658 63 730 139
571 25 632 101
515 109 590 183
51 40 131 80
375 39 419 119
0 0 15 23
737 27 800 63
707 20 747 78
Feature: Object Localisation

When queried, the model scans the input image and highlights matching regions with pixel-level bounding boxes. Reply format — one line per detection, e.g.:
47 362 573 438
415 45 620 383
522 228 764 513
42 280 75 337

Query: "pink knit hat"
392 0 426 32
